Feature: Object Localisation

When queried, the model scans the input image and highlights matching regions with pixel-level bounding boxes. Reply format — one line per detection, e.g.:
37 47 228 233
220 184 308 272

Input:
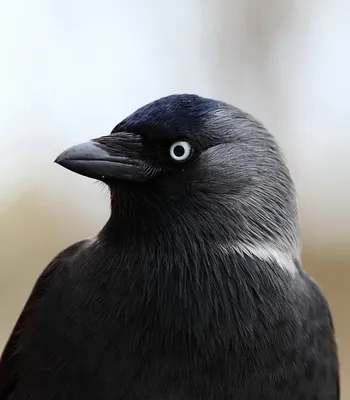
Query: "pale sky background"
0 0 350 396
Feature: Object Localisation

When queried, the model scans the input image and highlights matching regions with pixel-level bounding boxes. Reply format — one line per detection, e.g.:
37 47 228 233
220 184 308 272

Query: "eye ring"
169 141 192 162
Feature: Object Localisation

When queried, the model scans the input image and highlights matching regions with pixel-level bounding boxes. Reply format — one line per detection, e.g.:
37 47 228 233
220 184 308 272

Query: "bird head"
55 94 300 270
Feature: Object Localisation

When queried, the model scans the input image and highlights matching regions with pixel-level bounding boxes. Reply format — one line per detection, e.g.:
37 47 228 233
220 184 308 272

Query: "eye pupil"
173 145 185 157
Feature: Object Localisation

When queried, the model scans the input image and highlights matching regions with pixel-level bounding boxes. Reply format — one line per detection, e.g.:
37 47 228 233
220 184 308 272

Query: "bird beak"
55 140 149 182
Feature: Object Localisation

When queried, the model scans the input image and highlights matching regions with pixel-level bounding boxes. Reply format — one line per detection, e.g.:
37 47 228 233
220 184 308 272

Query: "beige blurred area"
1 0 349 397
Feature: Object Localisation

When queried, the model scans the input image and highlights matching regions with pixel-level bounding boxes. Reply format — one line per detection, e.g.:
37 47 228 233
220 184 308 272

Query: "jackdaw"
0 94 339 399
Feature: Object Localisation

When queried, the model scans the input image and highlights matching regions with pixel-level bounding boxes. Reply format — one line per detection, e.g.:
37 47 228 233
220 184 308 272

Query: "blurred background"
1 0 349 396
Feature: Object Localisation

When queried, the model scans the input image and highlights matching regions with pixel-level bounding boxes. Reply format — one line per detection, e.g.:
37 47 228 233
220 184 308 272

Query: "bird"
0 94 339 399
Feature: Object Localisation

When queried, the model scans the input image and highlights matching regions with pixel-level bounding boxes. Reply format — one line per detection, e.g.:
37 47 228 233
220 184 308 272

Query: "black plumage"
0 94 339 399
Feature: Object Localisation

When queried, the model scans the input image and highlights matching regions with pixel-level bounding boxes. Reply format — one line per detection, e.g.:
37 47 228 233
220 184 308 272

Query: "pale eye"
169 141 192 162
